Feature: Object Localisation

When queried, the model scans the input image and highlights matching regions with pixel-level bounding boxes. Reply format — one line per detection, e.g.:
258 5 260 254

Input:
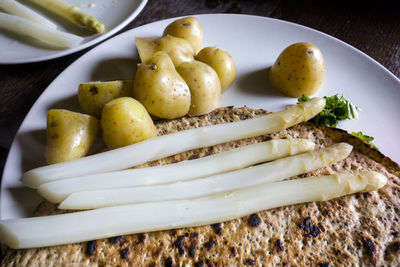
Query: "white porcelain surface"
1 14 400 219
0 0 147 63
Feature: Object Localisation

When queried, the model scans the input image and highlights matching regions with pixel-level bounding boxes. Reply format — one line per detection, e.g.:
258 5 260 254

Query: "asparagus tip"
360 171 387 191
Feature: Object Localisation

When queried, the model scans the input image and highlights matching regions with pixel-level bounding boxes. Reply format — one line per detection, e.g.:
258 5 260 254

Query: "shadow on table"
236 66 284 99
46 94 81 112
16 129 46 173
4 186 43 218
3 130 45 219
90 57 139 82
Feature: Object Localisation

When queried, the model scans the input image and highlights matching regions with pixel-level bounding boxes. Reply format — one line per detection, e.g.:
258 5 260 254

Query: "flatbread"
2 106 399 266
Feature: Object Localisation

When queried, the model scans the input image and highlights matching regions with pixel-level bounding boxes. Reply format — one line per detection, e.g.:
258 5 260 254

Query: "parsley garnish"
351 131 376 147
298 94 361 127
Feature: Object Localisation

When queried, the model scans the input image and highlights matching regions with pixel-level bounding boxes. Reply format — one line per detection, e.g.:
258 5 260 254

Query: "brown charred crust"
119 248 130 259
392 241 400 252
275 239 284 252
204 238 215 250
153 249 162 258
324 208 331 217
362 236 377 255
364 192 372 198
247 213 262 227
108 235 124 244
164 257 174 267
263 136 272 141
245 259 256 265
318 263 330 267
189 155 199 160
86 240 97 256
212 223 224 235
298 217 321 238
205 259 213 267
188 245 196 258
194 261 204 267
385 241 400 258
138 233 146 243
173 235 186 255
230 246 237 256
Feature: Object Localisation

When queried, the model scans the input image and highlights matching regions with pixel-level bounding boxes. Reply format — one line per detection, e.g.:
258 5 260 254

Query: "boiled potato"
78 80 133 118
163 16 203 53
46 109 99 164
195 47 236 92
101 97 157 149
176 60 221 115
133 51 191 119
135 35 194 67
269 42 325 97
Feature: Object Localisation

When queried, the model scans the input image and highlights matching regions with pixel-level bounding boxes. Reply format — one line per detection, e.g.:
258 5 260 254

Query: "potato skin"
133 51 191 119
78 80 133 118
269 42 325 98
176 60 221 115
101 97 157 149
195 47 236 92
46 109 99 164
163 16 203 53
135 35 194 67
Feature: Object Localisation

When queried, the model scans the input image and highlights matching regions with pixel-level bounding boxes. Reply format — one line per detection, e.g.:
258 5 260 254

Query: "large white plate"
1 14 400 219
0 0 147 64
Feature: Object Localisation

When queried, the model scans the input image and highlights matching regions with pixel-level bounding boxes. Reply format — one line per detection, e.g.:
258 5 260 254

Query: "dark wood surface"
0 0 399 182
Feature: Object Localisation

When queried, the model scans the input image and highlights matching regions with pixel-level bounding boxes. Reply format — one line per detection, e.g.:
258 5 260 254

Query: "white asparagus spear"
21 97 326 188
0 171 387 249
28 0 105 33
0 12 83 48
38 139 315 203
0 0 57 28
58 142 353 209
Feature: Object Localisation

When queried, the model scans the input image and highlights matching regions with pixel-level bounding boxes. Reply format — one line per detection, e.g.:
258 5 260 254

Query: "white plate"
1 14 400 219
0 0 147 64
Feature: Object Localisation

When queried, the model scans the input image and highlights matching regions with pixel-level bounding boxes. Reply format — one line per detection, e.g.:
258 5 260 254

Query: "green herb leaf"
297 94 310 103
351 131 376 147
297 94 361 127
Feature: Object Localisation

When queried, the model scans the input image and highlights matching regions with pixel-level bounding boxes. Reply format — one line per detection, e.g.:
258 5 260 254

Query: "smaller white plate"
0 0 147 64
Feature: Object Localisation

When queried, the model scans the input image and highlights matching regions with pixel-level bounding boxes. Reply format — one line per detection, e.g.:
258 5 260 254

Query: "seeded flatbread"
2 106 399 266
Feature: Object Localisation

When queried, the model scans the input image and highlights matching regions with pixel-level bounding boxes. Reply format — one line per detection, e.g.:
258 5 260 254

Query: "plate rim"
0 0 148 65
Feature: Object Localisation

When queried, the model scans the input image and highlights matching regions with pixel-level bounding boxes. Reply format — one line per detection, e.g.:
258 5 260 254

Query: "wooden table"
0 0 399 186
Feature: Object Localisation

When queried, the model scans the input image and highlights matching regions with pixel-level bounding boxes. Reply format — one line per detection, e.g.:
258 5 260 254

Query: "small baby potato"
176 60 221 115
195 47 236 92
101 97 157 149
135 35 194 67
163 16 203 53
46 109 99 164
133 51 191 119
78 80 133 118
269 42 325 97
